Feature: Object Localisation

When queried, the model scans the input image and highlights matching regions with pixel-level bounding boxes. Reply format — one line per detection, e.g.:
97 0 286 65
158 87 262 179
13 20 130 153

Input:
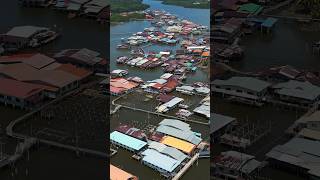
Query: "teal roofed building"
237 3 263 15
110 131 147 152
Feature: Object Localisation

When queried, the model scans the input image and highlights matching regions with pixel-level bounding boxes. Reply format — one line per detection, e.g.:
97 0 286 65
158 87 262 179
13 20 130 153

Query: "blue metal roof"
261 18 278 28
142 149 181 173
110 131 147 151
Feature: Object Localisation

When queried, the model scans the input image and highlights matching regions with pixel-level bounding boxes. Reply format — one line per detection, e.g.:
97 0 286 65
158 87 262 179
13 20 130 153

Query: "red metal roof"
56 63 92 80
115 125 145 140
0 53 36 63
157 94 174 103
152 83 164 90
0 78 44 99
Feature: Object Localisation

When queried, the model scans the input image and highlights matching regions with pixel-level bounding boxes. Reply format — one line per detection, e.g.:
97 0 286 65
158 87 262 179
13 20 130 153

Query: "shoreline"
155 0 209 9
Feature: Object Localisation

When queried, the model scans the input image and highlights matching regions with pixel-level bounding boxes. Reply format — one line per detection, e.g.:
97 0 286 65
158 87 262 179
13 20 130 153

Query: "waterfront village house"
288 111 320 141
259 65 301 83
213 151 262 180
0 78 44 109
266 137 320 180
211 113 236 143
212 76 271 101
0 26 49 49
65 0 91 12
211 23 241 44
82 0 109 21
272 80 320 108
0 63 79 99
53 48 108 73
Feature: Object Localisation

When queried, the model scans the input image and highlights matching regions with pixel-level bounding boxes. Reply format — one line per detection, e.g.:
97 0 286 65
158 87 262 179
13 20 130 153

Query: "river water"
233 19 320 71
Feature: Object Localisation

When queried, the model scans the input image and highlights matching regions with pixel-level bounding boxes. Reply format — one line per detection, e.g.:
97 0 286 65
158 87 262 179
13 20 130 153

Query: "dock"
111 92 209 126
172 153 199 180
5 80 108 159
110 148 117 157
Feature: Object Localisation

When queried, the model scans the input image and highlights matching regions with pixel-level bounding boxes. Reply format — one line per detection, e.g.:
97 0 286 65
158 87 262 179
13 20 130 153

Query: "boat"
132 154 141 161
117 44 130 49
116 56 129 64
29 30 59 48
178 104 189 109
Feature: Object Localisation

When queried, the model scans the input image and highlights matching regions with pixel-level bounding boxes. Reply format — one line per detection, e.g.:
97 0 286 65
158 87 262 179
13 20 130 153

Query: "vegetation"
159 0 209 9
111 13 146 22
108 0 150 13
296 0 320 18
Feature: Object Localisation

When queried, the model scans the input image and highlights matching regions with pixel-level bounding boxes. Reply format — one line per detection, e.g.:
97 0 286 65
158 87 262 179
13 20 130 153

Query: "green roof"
238 3 263 15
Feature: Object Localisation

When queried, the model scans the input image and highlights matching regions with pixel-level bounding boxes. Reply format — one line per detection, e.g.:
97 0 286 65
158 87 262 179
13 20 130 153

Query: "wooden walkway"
111 92 209 126
172 153 199 180
6 80 108 159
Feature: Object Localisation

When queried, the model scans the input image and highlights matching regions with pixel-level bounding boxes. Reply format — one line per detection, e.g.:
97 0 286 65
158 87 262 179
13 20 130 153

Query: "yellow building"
161 136 196 154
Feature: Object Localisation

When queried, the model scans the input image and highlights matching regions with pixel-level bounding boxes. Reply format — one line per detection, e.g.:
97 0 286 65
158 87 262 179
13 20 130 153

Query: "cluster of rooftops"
0 48 106 108
110 119 202 174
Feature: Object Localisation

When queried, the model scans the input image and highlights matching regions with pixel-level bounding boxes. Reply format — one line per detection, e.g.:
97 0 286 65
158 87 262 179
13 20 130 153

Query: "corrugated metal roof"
148 141 187 162
0 63 78 88
141 149 180 173
273 80 320 101
193 104 210 118
163 97 184 108
212 77 271 92
159 119 191 131
161 136 195 154
211 113 236 134
6 26 48 38
298 128 320 141
23 53 55 69
110 131 147 151
0 78 44 99
266 137 320 176
69 48 102 65
156 124 202 145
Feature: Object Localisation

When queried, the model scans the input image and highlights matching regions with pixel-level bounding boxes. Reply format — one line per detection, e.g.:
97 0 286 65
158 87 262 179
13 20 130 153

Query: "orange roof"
161 136 196 154
110 86 126 94
110 78 138 90
110 164 138 180
193 49 202 53
201 51 210 57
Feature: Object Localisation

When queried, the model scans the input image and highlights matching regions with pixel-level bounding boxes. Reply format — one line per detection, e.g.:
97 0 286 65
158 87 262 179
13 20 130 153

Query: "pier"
172 153 199 180
111 93 209 126
5 80 108 160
